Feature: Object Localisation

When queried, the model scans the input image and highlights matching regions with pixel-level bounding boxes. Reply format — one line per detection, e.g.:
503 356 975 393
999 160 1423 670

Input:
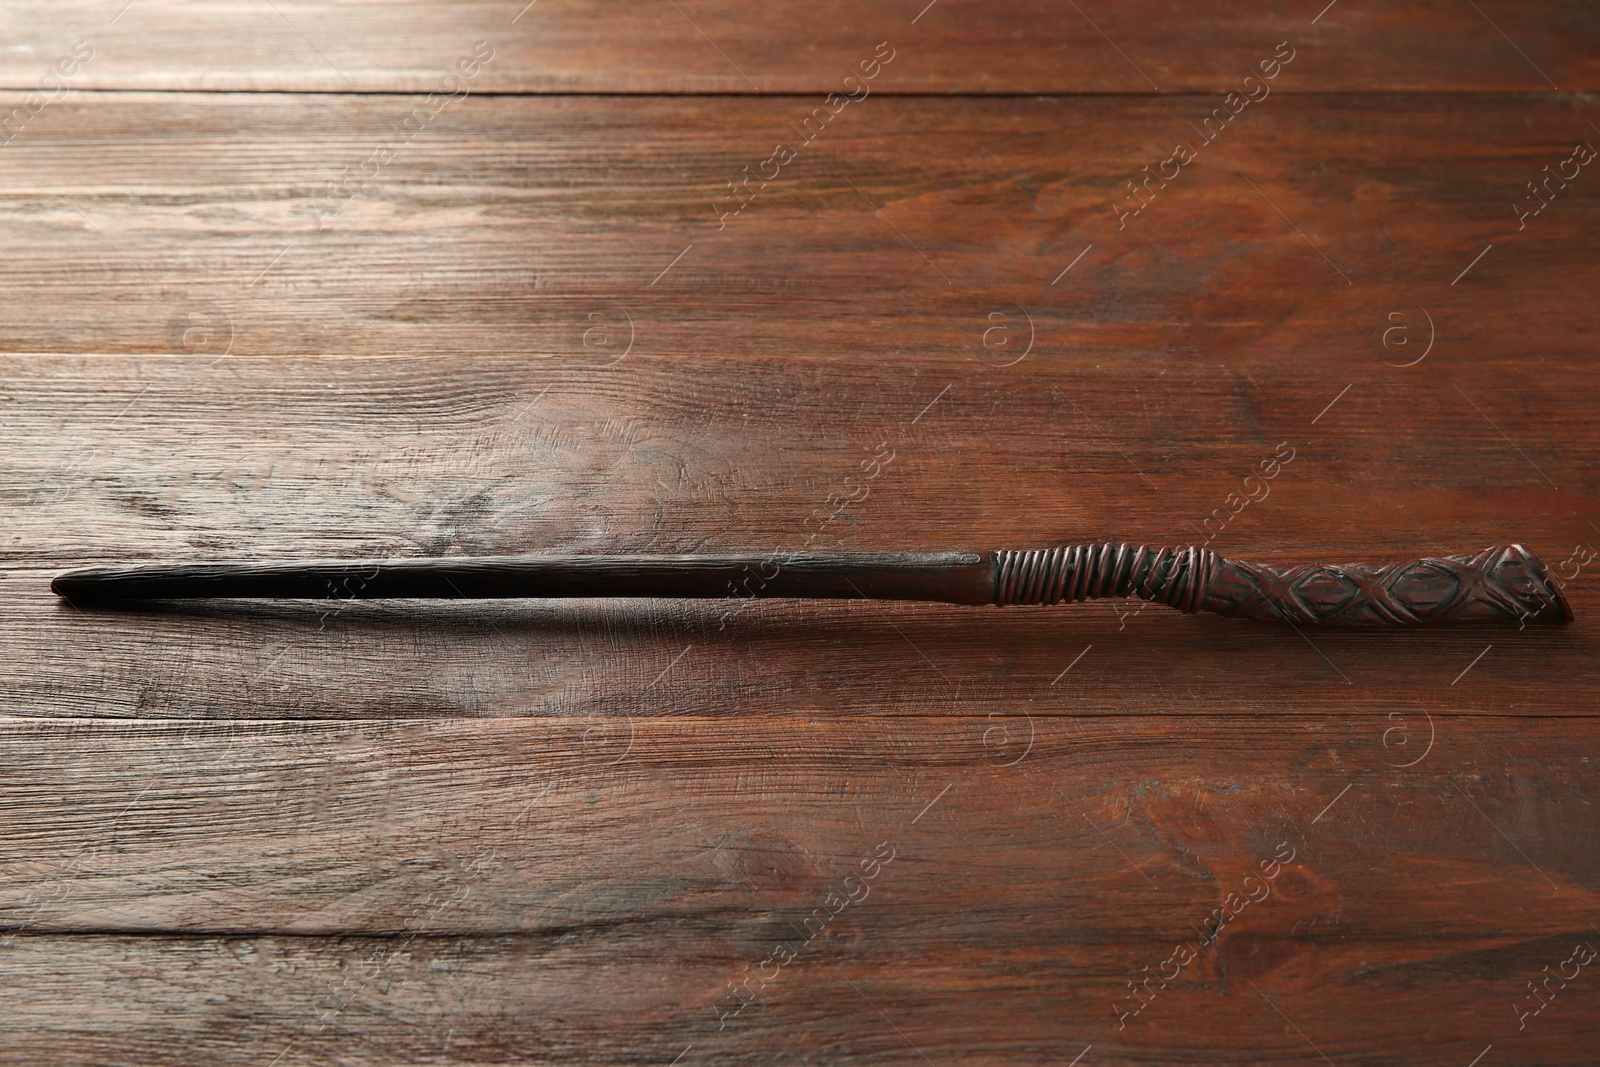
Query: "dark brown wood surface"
2 717 1598 1064
3 2 1599 1064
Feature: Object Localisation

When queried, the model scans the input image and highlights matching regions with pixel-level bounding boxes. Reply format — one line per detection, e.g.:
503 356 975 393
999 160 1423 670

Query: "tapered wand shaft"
51 543 1571 626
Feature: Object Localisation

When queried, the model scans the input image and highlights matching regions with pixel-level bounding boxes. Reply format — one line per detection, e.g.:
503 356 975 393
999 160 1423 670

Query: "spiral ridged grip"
994 544 1216 613
993 543 1571 625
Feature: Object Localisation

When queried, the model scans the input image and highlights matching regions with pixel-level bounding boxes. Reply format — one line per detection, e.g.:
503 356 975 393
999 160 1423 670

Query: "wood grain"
0 0 1595 93
1 716 1596 1064
0 93 1595 367
2 2 1599 1063
3 344 1598 719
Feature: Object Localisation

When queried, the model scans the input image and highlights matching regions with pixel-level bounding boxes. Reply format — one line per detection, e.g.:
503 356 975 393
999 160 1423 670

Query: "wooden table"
3 2 1598 1063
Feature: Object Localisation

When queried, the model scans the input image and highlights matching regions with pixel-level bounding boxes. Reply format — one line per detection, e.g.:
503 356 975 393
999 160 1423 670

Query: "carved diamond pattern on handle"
1198 544 1571 626
993 543 1569 625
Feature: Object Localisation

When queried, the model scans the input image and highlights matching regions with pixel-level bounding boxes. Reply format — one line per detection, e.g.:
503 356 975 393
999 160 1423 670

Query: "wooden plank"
5 928 1599 1065
12 87 1600 726
0 0 1595 93
1 8 1593 1066
0 93 1594 367
0 55 1589 1067
2 357 1597 717
0 715 1596 1063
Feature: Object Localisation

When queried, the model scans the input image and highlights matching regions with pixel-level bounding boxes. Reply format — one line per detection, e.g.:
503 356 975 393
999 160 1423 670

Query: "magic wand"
50 543 1570 626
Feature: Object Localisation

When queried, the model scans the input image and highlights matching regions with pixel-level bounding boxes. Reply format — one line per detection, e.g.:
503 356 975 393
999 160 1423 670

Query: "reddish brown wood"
1 348 1597 723
0 0 1595 93
1 3 1598 1064
0 92 1595 372
0 716 1597 1065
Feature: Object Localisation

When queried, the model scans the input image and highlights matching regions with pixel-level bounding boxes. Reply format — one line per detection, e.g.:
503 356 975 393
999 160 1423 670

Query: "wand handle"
994 543 1571 625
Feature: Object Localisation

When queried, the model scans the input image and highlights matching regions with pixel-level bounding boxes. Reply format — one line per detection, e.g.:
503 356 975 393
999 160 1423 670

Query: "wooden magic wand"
52 543 1571 626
